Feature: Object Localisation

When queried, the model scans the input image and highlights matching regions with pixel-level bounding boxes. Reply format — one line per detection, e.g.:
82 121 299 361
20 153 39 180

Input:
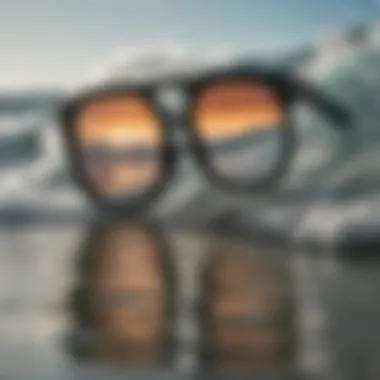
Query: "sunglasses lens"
75 95 163 202
194 80 286 185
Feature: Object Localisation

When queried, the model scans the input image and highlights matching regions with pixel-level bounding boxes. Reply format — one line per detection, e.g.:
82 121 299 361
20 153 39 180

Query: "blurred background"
1 0 380 245
2 1 380 379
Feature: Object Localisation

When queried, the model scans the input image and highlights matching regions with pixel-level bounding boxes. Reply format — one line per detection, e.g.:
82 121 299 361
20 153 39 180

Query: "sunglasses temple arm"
294 80 352 129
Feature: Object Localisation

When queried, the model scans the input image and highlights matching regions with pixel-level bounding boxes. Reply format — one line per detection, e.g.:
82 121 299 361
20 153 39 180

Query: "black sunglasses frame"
60 64 351 218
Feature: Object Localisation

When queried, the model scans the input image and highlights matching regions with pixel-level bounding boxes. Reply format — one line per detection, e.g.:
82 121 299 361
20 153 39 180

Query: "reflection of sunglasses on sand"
68 220 295 372
60 64 351 217
69 220 176 367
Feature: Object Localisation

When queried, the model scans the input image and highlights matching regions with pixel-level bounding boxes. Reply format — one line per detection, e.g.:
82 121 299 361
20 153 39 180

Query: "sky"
0 0 378 89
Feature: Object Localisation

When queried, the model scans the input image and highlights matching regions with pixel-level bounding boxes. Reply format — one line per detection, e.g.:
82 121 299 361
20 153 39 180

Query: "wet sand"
0 224 379 379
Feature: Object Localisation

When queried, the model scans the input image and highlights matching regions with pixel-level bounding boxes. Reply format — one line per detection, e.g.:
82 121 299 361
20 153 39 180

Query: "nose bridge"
151 84 225 220
151 95 209 219
156 84 189 139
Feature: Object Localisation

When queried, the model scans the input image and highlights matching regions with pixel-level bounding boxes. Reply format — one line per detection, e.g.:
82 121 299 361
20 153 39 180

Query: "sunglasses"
60 64 351 217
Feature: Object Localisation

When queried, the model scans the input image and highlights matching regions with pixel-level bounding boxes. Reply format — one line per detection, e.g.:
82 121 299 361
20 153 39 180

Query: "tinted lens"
194 80 286 185
75 95 163 202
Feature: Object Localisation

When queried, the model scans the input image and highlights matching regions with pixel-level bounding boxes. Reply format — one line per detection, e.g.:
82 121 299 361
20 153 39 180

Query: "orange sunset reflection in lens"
75 95 162 198
195 80 284 139
194 80 285 183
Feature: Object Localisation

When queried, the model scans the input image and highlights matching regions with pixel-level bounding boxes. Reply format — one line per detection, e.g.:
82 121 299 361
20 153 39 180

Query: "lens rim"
60 85 176 217
187 70 296 193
